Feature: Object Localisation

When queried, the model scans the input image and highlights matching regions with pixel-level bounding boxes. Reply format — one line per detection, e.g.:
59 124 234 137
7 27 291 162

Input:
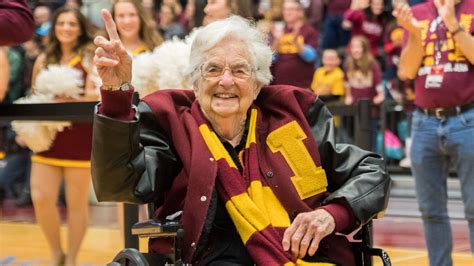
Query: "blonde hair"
344 35 375 77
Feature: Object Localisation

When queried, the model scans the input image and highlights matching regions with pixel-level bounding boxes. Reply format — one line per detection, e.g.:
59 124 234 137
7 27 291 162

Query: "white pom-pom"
152 38 191 91
129 29 200 98
132 51 160 97
35 65 84 98
11 94 71 153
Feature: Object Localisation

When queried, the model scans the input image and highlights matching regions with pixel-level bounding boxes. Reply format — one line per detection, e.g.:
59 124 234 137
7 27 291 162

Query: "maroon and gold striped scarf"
192 105 334 266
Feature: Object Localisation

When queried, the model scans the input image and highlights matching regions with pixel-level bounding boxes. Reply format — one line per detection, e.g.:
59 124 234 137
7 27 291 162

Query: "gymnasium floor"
0 198 472 265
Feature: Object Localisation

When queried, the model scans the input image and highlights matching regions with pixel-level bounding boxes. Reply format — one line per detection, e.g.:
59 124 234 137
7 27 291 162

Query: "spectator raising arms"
343 0 390 59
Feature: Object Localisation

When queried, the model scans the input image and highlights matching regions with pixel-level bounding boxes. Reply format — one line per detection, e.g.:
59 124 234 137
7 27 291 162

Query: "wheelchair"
108 213 391 266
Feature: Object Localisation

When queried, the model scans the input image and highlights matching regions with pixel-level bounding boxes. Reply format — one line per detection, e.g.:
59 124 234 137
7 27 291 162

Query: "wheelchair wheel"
108 248 174 266
108 248 149 266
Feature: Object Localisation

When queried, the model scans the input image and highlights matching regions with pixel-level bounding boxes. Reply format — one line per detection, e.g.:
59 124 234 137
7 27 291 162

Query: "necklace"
60 52 78 65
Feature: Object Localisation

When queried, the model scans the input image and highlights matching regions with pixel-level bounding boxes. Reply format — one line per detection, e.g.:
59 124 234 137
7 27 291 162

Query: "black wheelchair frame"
108 218 391 266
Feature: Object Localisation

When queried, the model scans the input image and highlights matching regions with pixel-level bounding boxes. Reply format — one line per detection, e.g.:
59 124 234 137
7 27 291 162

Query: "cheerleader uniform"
31 55 92 168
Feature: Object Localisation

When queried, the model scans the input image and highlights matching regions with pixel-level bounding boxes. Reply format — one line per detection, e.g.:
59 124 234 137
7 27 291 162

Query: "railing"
0 99 372 252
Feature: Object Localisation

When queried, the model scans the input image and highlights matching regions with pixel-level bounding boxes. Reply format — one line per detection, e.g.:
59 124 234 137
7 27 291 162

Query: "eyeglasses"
200 61 256 81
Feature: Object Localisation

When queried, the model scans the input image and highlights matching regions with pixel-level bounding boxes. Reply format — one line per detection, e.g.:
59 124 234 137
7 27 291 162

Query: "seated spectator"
311 49 345 103
92 12 391 265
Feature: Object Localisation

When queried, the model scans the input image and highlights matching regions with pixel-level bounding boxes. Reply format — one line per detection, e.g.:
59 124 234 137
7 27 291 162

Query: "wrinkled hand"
434 0 458 32
392 3 421 35
93 9 132 87
282 209 335 258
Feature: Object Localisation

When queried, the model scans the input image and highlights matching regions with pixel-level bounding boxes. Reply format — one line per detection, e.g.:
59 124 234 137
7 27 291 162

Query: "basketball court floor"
1 175 472 266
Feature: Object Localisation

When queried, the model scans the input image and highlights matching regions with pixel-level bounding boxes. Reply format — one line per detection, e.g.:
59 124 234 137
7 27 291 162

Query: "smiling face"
54 12 81 45
194 38 261 123
282 0 304 25
114 2 141 40
322 50 340 71
370 0 384 16
350 38 364 60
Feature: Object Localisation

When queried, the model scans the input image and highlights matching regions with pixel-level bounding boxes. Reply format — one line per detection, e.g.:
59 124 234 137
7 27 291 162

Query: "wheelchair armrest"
130 218 185 264
131 219 182 238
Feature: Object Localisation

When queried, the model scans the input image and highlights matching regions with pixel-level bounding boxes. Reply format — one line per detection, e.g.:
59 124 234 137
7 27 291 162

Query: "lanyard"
429 16 444 66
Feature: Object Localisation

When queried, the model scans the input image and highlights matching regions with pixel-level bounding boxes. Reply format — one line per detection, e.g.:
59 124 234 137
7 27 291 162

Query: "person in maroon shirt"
344 36 384 109
0 0 35 45
343 0 391 58
395 0 474 265
343 35 384 150
271 0 318 88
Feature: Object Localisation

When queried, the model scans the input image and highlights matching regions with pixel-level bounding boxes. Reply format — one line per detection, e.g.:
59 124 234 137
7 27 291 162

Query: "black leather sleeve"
306 98 391 227
91 102 182 204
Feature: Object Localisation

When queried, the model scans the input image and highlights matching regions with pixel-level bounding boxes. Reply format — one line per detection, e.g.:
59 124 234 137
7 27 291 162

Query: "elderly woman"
92 10 390 265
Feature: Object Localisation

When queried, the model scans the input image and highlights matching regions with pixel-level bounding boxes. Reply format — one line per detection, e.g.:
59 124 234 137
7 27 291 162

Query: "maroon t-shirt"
344 9 385 56
271 24 318 88
407 0 474 108
346 62 382 102
346 62 382 117
37 61 93 161
327 0 351 16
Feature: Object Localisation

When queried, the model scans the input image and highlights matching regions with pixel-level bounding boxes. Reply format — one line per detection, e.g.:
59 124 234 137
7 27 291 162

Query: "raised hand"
282 209 335 258
351 0 370 10
392 3 421 35
93 9 132 88
434 0 458 32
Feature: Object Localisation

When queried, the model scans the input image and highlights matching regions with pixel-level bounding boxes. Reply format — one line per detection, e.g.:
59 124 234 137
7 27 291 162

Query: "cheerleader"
29 6 97 266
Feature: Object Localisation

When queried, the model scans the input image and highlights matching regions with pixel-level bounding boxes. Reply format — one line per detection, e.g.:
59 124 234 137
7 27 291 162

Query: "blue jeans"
321 15 351 50
411 108 474 266
0 152 31 198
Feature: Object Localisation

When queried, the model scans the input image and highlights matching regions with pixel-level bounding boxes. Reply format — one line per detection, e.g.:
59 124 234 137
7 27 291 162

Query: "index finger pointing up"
101 9 121 42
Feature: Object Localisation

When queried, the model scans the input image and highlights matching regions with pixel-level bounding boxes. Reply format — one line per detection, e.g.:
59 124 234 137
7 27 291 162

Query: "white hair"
185 16 273 86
